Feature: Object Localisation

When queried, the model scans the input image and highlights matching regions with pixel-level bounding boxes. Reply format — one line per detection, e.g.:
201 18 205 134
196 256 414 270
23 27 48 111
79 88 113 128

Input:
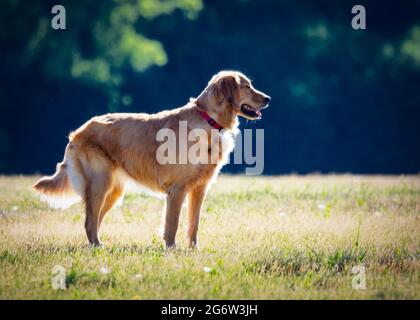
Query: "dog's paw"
188 241 199 250
89 241 105 249
165 243 177 252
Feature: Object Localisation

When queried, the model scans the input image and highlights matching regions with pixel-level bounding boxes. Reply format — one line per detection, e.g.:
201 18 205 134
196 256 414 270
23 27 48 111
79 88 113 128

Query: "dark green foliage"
0 0 419 174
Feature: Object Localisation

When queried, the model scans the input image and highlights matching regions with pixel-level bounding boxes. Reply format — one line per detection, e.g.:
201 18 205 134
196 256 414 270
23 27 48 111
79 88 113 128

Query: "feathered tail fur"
33 149 81 209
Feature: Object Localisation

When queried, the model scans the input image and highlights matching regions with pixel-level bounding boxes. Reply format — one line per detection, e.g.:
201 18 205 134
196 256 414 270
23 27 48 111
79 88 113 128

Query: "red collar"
197 110 224 131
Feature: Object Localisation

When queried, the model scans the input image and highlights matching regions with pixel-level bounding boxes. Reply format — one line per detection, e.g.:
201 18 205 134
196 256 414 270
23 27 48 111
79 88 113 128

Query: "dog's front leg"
187 184 207 249
163 185 187 249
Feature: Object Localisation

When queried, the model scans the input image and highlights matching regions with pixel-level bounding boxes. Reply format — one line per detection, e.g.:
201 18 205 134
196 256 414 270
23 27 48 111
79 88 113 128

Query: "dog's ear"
215 75 240 104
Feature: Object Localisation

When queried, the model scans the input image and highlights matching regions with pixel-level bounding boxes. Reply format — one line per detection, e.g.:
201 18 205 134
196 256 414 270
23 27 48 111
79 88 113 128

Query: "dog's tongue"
256 110 262 117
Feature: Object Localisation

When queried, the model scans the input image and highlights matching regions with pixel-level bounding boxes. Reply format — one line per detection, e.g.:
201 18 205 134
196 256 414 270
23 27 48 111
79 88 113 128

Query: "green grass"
0 174 419 299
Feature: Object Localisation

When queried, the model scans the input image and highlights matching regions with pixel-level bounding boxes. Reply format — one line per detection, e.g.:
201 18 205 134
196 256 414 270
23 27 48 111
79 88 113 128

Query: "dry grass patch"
0 174 419 299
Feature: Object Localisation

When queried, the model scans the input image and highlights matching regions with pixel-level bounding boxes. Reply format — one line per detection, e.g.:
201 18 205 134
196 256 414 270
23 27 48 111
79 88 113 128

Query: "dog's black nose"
264 96 271 104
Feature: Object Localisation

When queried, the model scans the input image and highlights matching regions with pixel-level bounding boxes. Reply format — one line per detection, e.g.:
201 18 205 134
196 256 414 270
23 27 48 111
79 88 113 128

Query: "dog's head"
205 71 271 120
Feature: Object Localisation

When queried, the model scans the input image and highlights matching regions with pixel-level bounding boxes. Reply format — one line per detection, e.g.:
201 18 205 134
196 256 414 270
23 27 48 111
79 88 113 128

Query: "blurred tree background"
0 0 419 174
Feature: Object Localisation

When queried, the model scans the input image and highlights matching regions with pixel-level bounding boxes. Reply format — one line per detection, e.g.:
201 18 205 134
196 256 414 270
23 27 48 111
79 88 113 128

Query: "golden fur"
33 71 270 248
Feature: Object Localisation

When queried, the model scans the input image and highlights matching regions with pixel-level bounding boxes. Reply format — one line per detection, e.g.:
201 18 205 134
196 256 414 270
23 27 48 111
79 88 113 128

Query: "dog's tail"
33 144 81 209
33 161 71 195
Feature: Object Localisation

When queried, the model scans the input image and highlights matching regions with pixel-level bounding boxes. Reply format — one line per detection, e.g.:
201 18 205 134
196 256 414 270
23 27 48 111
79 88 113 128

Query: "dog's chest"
208 129 236 166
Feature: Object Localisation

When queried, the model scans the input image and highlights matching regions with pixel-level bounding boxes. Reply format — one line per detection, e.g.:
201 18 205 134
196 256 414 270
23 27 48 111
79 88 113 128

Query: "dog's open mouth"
240 104 262 119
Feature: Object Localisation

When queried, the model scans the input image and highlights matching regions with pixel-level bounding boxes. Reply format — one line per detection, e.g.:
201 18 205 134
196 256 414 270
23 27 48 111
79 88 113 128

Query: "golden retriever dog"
33 71 270 248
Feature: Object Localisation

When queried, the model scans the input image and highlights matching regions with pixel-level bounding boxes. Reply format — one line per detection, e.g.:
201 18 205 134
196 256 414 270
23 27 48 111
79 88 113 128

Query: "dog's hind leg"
97 183 124 235
84 173 112 246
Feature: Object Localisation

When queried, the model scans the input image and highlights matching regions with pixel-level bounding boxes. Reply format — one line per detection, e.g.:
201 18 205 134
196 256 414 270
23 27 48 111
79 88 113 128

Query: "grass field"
0 174 419 299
